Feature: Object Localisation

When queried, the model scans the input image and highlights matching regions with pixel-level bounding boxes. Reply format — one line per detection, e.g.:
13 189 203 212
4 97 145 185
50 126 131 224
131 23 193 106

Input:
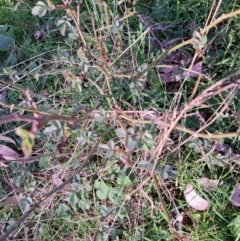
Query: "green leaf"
115 128 126 138
84 182 92 192
105 149 114 158
55 128 63 138
127 140 137 151
0 25 8 34
6 219 16 230
108 187 125 204
199 35 207 49
73 173 81 183
57 19 66 27
52 120 62 129
99 107 106 116
229 216 240 238
32 1 47 17
116 206 128 219
161 170 168 179
66 192 79 206
43 121 63 138
0 35 15 51
39 156 52 170
145 163 154 172
143 139 155 149
111 26 119 34
43 125 57 135
57 203 69 217
58 22 67 36
20 196 33 213
0 25 15 51
78 199 91 210
136 140 145 150
6 52 17 65
98 143 110 151
97 189 109 200
107 140 115 150
117 174 131 187
137 63 148 76
138 160 158 173
100 204 113 217
94 180 110 200
93 113 105 123
99 140 115 158
114 19 120 28
71 182 82 191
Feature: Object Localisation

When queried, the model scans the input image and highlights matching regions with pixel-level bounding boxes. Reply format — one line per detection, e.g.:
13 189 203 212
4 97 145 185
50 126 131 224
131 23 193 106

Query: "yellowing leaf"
46 0 55 10
16 128 35 157
63 72 82 91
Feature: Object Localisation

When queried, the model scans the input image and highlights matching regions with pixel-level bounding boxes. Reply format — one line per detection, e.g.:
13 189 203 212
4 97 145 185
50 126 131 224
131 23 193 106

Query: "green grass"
1 0 240 240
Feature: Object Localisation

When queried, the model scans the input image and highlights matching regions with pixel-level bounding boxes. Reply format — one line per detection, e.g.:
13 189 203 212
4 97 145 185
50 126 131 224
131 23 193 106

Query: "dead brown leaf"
184 184 210 211
0 145 19 160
